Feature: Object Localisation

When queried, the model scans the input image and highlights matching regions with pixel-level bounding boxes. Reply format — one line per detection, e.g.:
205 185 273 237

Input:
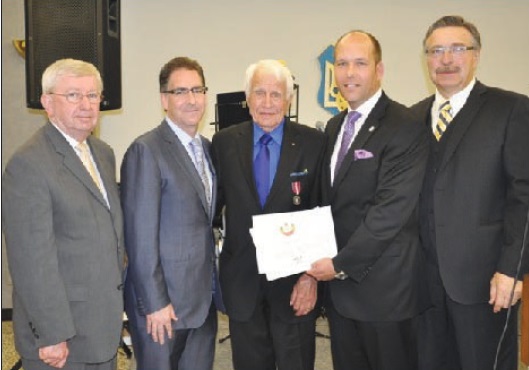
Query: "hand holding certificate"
250 206 337 281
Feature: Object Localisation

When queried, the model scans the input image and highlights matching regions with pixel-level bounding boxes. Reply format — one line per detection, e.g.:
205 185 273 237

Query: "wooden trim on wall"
521 274 529 365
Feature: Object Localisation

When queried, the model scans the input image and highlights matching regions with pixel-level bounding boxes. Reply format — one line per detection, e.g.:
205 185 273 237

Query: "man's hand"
39 341 69 368
489 272 523 313
307 258 336 281
146 303 178 345
290 274 317 316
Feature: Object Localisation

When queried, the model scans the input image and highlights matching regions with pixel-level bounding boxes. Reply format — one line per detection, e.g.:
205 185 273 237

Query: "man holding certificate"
308 31 429 370
211 59 325 370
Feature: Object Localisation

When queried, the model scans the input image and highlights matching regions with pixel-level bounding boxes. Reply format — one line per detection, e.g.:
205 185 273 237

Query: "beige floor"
126 314 333 370
3 314 526 370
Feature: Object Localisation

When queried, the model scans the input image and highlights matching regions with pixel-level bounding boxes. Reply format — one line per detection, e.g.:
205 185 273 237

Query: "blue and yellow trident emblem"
317 45 348 115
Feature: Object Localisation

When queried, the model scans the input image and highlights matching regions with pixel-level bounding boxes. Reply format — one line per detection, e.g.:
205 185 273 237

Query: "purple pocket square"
354 149 374 160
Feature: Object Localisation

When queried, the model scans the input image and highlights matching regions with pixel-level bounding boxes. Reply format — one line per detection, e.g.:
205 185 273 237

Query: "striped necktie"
77 142 103 193
434 101 453 141
190 138 212 206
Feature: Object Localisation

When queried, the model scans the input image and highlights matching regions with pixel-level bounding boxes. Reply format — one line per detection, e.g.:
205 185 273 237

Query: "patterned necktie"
334 111 362 174
254 134 273 208
434 101 453 141
190 138 212 206
77 142 103 193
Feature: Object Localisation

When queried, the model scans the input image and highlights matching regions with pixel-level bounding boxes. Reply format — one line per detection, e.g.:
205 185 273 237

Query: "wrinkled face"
41 74 100 142
161 68 206 136
425 26 480 98
246 70 291 133
334 33 383 110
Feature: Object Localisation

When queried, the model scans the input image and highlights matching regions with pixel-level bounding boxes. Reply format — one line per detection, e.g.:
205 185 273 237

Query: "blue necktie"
254 134 273 208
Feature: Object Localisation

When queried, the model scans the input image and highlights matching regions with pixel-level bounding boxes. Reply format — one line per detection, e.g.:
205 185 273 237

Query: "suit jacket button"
117 283 124 290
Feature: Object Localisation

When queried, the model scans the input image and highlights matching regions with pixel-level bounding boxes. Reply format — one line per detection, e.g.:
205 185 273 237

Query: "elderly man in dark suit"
410 15 529 370
211 59 325 370
120 57 222 370
308 31 428 370
2 59 125 370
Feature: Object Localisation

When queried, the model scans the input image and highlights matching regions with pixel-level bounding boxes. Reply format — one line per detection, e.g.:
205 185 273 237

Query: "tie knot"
191 137 201 147
77 141 89 153
440 101 452 113
347 111 361 125
344 111 361 133
259 134 273 146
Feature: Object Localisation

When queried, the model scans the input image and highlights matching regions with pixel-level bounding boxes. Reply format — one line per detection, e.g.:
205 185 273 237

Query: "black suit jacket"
411 81 529 304
211 119 325 323
324 92 429 322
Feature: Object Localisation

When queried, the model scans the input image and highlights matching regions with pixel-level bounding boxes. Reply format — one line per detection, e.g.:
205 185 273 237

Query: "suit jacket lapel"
234 122 260 207
439 82 487 172
45 124 109 209
87 136 124 255
159 121 211 217
87 137 115 210
332 94 386 188
266 120 300 208
202 138 216 220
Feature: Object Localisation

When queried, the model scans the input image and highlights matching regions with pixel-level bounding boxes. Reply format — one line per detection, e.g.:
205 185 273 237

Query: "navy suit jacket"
324 92 429 321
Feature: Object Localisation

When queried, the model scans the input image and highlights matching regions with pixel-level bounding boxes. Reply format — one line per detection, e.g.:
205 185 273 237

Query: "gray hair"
244 59 295 100
423 15 481 50
41 58 103 94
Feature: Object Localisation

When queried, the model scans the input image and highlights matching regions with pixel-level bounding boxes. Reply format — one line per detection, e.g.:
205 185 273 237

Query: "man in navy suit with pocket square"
308 31 428 370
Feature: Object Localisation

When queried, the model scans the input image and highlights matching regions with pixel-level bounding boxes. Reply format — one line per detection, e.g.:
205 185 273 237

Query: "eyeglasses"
425 45 476 58
49 92 103 104
162 86 208 97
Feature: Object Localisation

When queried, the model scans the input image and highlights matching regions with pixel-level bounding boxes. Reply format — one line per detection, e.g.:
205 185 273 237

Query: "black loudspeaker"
216 91 251 130
24 0 121 110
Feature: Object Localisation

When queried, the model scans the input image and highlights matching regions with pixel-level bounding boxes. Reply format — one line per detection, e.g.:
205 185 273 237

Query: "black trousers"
326 302 418 370
418 264 519 370
228 298 316 370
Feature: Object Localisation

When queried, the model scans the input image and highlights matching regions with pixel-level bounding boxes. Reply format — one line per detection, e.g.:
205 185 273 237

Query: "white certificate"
250 206 337 281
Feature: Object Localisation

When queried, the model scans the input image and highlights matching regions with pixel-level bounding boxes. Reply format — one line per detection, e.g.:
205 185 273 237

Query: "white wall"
2 0 529 307
100 0 529 170
3 0 529 169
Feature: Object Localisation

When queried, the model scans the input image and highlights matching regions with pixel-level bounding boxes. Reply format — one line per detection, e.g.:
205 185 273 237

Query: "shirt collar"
165 116 200 146
50 122 84 149
434 78 476 115
348 88 382 118
253 119 285 146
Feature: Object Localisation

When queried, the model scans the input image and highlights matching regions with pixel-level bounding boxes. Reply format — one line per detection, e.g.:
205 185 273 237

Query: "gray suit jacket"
2 123 125 363
120 120 219 330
